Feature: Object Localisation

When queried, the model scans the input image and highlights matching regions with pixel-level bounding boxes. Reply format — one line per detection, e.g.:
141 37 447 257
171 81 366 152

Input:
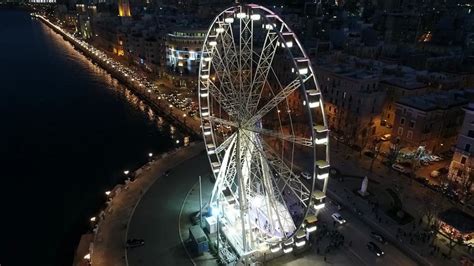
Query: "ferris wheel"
198 3 330 259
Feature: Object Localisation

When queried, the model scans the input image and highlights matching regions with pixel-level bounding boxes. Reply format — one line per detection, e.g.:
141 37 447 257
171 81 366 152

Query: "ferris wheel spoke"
245 126 313 147
245 28 280 115
259 152 297 235
215 132 237 154
217 20 240 84
205 115 239 128
244 74 312 127
208 80 239 116
257 136 311 197
240 130 311 205
239 10 254 107
211 46 244 117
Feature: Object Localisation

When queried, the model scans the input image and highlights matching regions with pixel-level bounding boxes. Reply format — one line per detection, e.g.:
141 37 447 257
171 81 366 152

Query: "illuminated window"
398 127 403 136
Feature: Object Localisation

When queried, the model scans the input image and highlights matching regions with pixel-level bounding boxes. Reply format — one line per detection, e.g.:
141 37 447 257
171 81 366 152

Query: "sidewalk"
90 142 204 266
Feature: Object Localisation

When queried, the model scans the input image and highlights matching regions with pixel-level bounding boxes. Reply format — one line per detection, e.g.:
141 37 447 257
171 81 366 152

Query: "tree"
459 165 473 204
421 190 444 229
369 140 382 172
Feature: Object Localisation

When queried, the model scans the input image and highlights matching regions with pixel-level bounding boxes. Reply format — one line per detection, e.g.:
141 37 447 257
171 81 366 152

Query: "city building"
165 27 206 87
166 28 205 75
315 60 385 148
379 76 429 128
118 0 131 17
392 90 470 154
448 103 474 198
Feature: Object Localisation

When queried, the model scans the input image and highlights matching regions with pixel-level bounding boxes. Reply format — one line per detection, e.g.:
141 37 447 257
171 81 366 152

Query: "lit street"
317 201 417 266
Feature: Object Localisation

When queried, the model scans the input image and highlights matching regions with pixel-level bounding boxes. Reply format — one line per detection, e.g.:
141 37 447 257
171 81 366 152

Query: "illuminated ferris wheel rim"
198 3 330 253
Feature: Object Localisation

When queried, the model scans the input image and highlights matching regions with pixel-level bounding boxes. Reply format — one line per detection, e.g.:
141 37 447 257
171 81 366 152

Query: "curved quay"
33 14 201 139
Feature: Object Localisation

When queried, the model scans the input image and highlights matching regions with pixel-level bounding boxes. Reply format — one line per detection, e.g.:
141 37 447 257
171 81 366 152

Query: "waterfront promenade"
89 142 205 266
34 14 202 139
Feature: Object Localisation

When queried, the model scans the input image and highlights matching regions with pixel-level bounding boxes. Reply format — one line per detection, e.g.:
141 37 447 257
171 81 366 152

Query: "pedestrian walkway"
90 142 204 266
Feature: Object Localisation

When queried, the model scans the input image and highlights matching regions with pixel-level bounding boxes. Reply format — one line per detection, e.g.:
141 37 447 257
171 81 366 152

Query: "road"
318 201 417 266
127 152 211 266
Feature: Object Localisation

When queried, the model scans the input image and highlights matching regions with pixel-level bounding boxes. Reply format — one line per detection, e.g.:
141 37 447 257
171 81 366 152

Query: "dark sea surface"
0 10 179 265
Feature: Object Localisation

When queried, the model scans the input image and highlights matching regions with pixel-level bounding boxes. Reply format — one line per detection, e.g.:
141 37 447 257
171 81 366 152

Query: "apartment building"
448 103 474 196
393 90 470 153
316 62 385 147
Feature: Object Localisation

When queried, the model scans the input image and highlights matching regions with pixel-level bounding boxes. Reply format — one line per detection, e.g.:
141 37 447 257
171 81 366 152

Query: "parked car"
380 134 391 141
370 232 387 244
392 163 409 174
331 212 347 224
363 150 375 158
300 171 311 180
421 159 431 166
430 170 441 178
430 155 444 162
367 241 384 256
126 239 145 248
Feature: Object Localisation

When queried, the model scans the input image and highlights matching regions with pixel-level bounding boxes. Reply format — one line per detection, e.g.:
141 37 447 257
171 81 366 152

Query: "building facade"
316 64 385 148
392 90 469 153
379 77 428 127
448 103 474 197
165 28 205 76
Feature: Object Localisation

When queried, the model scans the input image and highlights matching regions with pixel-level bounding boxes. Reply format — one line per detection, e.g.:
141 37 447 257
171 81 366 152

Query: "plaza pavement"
89 142 204 266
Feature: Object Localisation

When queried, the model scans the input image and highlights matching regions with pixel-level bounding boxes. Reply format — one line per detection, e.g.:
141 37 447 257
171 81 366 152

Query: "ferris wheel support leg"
236 130 249 254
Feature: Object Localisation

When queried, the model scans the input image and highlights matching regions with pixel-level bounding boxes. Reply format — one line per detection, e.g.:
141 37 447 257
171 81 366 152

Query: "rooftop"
397 90 469 111
382 77 426 90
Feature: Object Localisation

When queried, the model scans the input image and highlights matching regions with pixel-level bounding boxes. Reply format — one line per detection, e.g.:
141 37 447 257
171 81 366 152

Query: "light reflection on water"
54 30 183 141
1 11 186 265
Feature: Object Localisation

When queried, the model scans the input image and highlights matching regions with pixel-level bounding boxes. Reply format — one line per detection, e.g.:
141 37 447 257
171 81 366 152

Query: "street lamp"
90 216 96 222
176 140 180 144
124 170 129 175
105 191 111 196
148 152 153 157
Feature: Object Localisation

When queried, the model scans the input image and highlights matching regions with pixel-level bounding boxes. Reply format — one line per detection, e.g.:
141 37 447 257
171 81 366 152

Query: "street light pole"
199 175 202 227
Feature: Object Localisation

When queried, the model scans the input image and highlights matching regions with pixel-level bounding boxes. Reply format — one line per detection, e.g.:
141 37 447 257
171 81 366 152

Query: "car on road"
126 239 145 248
300 171 311 180
331 212 346 224
430 155 444 162
367 241 384 256
392 163 410 174
380 134 391 141
370 232 387 244
353 207 364 216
